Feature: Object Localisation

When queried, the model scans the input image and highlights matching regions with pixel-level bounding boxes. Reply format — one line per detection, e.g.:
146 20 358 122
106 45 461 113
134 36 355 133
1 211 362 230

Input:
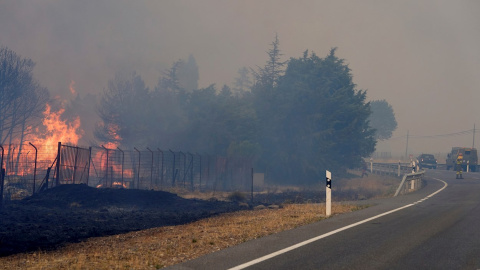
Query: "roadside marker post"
326 170 332 217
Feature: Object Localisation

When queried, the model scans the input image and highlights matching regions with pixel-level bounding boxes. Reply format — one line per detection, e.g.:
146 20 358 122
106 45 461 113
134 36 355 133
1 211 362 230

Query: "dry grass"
0 203 363 270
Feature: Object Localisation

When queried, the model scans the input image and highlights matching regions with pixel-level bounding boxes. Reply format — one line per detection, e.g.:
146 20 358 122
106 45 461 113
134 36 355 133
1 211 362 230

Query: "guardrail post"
398 161 401 177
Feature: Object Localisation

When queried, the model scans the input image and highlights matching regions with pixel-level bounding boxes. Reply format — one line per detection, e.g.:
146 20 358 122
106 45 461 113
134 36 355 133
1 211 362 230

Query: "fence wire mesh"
1 143 253 204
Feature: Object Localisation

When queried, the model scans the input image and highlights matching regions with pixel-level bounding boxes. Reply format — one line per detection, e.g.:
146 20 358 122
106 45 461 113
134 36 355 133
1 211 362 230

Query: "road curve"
169 169 480 270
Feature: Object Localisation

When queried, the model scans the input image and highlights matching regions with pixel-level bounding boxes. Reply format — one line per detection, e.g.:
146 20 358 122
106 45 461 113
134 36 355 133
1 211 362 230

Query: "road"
169 170 480 270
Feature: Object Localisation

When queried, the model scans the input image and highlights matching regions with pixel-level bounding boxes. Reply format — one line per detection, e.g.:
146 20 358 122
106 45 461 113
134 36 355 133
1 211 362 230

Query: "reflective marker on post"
326 170 332 217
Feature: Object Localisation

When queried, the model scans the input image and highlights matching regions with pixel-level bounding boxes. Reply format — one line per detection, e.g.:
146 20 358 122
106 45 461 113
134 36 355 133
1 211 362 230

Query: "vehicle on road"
417 154 437 169
446 147 478 172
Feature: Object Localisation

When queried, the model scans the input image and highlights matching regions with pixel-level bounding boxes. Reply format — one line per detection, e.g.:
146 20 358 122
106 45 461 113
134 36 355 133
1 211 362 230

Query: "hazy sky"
1 0 479 157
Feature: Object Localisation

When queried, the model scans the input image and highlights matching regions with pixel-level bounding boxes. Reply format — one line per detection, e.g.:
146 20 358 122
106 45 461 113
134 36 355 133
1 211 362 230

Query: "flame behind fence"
0 143 253 204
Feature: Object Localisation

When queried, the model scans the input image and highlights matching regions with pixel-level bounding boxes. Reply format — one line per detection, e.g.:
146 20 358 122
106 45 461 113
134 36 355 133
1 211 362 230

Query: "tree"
181 84 258 155
251 34 287 89
259 48 376 183
251 35 287 172
64 93 99 145
0 46 49 146
232 67 252 98
158 55 199 94
368 100 397 140
180 54 199 92
95 71 150 147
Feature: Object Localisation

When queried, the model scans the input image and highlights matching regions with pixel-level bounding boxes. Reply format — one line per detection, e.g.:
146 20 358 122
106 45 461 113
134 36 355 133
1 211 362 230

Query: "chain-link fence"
0 143 253 206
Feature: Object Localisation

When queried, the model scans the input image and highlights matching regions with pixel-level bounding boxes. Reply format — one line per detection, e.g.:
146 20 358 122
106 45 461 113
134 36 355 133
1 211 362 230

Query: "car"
417 154 437 169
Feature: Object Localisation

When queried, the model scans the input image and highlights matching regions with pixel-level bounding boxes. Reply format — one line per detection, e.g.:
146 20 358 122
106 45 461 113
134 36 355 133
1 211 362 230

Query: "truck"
417 153 437 169
446 147 478 172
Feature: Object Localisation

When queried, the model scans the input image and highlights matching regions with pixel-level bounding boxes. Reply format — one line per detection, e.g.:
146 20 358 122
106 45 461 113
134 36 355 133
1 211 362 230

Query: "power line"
387 129 476 141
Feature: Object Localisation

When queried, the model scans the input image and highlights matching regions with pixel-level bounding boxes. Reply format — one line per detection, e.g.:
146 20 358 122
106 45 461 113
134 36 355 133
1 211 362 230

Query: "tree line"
0 36 397 185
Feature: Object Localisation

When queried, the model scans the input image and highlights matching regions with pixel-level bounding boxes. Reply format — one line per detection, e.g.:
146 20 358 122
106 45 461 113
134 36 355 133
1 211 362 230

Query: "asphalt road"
169 169 480 270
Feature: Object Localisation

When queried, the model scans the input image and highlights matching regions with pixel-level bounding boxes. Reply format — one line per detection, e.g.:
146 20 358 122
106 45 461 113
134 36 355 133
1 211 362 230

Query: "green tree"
261 48 375 183
232 67 252 98
95 71 150 147
159 56 199 94
251 35 287 172
182 84 258 155
181 54 199 92
251 33 286 89
368 99 397 140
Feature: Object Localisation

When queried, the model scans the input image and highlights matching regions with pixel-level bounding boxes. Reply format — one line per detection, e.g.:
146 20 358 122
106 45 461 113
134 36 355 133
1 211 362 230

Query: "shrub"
227 191 246 202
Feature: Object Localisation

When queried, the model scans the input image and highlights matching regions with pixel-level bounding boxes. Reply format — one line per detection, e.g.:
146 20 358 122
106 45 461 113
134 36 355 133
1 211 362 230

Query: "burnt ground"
0 184 249 257
0 174 392 257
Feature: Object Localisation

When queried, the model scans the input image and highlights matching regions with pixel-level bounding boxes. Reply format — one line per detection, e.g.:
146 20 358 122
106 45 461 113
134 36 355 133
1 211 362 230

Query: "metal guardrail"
394 171 425 196
369 162 425 197
370 162 413 177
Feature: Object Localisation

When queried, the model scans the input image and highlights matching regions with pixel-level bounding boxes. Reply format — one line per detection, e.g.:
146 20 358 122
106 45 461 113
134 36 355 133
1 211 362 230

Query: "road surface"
169 169 480 269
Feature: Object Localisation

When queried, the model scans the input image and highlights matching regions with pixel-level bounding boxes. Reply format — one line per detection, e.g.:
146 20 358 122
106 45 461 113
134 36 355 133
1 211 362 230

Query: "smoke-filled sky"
1 0 480 157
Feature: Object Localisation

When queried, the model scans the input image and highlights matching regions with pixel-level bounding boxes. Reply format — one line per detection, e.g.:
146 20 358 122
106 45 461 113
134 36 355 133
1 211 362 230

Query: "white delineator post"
326 170 332 217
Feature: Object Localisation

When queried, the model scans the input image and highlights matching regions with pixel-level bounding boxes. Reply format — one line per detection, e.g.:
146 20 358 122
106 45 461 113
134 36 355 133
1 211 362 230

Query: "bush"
227 191 246 202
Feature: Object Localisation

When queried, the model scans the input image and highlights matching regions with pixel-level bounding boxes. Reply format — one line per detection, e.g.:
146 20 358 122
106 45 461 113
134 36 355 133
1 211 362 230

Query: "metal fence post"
134 147 141 189
147 147 154 189
117 147 124 188
73 146 79 184
28 143 38 193
157 149 164 187
87 147 92 186
55 142 61 186
169 149 175 186
0 145 4 208
197 153 202 190
180 151 186 187
101 145 109 187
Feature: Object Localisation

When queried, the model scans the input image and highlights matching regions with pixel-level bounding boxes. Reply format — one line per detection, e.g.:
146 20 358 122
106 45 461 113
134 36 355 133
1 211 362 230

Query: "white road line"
228 178 448 270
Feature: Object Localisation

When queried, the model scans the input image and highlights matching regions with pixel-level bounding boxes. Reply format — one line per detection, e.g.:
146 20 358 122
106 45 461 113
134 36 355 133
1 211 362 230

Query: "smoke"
1 0 479 155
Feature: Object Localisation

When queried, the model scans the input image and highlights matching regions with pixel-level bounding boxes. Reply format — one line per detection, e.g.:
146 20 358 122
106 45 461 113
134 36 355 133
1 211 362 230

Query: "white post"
326 170 332 217
370 158 373 173
467 161 469 172
398 161 401 177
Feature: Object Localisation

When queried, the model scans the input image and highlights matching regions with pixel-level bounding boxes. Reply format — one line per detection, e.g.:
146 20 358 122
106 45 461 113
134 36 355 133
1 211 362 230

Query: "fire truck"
446 147 478 172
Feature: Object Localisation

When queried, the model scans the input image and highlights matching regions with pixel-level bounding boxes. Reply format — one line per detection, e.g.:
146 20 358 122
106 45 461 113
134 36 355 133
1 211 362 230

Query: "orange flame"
26 103 84 161
4 103 84 176
33 104 82 145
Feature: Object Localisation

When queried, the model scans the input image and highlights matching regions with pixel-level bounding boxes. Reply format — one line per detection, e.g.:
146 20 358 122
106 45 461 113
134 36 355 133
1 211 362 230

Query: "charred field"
0 184 248 257
0 172 398 258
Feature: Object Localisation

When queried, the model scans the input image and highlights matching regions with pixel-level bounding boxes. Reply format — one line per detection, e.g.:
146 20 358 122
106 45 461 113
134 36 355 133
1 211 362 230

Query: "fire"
96 181 128 189
29 103 83 148
3 102 84 177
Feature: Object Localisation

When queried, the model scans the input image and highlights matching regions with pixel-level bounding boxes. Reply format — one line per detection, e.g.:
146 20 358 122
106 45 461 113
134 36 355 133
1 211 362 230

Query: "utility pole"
405 130 409 161
473 124 476 149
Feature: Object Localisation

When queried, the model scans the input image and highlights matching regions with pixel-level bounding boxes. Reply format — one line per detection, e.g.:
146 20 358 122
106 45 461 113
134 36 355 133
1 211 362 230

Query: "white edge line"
228 178 448 270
